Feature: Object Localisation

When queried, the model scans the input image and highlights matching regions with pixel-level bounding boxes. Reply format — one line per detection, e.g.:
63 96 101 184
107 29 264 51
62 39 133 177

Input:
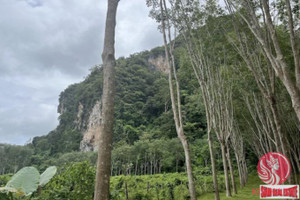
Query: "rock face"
78 54 167 152
75 103 84 130
80 100 102 152
148 55 169 74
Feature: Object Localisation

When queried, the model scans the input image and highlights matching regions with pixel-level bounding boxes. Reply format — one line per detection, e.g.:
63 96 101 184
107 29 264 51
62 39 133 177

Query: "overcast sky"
0 0 162 145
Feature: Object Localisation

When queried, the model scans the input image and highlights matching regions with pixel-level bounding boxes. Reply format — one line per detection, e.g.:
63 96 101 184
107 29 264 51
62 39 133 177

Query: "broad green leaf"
40 166 57 187
6 167 39 196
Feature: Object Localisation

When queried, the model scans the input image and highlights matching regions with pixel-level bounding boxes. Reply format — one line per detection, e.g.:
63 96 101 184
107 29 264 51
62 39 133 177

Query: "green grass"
199 176 261 200
109 172 263 200
109 172 262 200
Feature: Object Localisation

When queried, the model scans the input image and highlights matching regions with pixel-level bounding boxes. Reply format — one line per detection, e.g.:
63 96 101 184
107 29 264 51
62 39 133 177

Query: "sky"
0 0 163 145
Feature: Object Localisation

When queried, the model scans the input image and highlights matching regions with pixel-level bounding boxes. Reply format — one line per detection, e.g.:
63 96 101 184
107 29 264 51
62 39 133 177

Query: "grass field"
199 176 261 200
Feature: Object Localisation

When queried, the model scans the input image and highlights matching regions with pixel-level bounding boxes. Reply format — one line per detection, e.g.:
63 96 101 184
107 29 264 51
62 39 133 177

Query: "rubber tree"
146 0 197 199
226 0 300 122
94 0 119 199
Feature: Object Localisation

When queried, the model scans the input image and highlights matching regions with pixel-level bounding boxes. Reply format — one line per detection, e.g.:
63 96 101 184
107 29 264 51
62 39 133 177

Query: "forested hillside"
0 45 209 175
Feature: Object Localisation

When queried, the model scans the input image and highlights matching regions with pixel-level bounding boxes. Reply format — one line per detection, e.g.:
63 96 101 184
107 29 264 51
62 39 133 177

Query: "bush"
31 161 226 200
37 162 95 200
0 174 12 187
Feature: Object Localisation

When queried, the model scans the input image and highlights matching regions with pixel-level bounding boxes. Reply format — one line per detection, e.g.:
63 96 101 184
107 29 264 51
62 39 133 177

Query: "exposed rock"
148 55 169 74
57 102 66 115
79 56 168 152
75 102 84 130
80 100 102 152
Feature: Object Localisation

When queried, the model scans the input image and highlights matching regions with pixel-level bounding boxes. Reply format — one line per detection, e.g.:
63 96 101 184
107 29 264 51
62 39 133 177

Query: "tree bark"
177 13 221 200
236 156 243 187
208 129 220 200
221 143 231 197
179 129 197 200
125 181 129 200
227 143 237 194
94 0 119 200
158 0 196 199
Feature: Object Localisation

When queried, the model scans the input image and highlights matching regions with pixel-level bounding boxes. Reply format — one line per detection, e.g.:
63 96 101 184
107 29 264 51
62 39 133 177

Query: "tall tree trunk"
269 96 287 155
135 160 138 175
179 128 197 200
158 0 197 199
236 156 243 187
226 143 237 194
176 154 179 173
181 31 220 200
162 2 221 199
94 0 119 199
125 181 129 200
221 142 231 197
208 129 220 200
242 157 248 184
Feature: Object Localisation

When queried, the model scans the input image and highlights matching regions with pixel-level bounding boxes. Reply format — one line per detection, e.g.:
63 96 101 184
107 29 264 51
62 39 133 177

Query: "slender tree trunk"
182 34 220 200
227 143 237 194
159 161 162 174
158 0 196 199
269 96 288 154
291 150 300 173
208 130 220 200
176 155 179 173
135 160 138 176
221 143 231 197
242 157 248 184
94 1 119 199
166 3 221 199
236 157 243 187
125 181 129 200
179 129 197 200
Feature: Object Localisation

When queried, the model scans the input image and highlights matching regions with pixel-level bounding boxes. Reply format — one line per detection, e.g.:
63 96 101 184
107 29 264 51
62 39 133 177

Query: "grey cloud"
0 103 58 145
0 0 106 77
0 0 162 145
116 0 162 57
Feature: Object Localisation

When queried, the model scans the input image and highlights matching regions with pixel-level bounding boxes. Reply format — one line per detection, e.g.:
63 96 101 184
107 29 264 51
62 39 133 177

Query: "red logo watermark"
257 152 291 185
260 185 299 199
253 152 299 199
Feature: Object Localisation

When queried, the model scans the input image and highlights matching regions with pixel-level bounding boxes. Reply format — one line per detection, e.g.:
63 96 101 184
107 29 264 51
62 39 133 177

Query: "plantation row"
0 161 229 200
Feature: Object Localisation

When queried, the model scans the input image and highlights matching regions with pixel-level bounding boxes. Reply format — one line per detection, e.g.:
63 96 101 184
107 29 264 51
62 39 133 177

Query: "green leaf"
40 166 57 187
6 167 39 196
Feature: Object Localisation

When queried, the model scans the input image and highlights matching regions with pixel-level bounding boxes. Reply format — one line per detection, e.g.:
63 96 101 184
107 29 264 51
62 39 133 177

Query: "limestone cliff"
77 55 168 152
148 55 169 74
79 100 102 152
30 45 172 156
75 103 84 130
39 47 168 154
